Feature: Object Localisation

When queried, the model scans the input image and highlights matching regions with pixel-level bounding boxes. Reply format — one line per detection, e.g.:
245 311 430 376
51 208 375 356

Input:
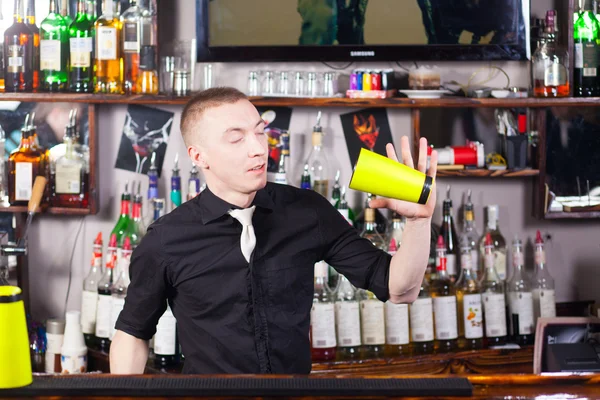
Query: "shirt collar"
199 184 275 225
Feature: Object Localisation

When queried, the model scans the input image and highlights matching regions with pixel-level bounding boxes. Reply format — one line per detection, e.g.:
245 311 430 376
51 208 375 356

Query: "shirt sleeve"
312 192 391 302
115 225 169 340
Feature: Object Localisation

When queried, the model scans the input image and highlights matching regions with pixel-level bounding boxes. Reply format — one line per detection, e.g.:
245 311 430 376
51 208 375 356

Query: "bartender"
111 87 438 374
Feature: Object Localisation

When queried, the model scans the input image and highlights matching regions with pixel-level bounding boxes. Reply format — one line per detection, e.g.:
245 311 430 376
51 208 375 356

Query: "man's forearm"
110 330 150 374
388 218 431 303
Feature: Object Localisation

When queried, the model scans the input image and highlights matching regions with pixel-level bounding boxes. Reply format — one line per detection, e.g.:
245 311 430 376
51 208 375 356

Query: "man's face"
191 100 268 195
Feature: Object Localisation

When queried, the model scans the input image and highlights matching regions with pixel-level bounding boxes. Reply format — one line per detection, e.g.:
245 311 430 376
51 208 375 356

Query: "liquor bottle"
532 231 556 323
39 0 69 92
121 0 142 94
4 0 34 92
336 186 354 226
7 115 44 205
305 111 330 198
187 165 200 201
152 198 165 221
359 289 385 358
478 205 507 280
574 0 600 97
388 212 405 250
110 237 132 340
300 163 311 189
61 0 73 26
355 193 387 235
69 0 94 92
455 241 483 350
335 275 361 360
384 299 410 357
0 6 5 91
170 154 182 211
95 0 123 94
24 0 38 91
439 186 459 282
330 170 341 206
154 304 179 367
81 232 103 347
111 182 131 246
274 149 288 185
409 276 435 355
481 233 508 347
460 190 480 279
95 233 117 352
147 152 159 200
50 110 89 208
135 44 158 93
507 237 535 345
310 261 337 361
532 10 570 97
360 207 387 251
126 181 144 248
431 236 458 353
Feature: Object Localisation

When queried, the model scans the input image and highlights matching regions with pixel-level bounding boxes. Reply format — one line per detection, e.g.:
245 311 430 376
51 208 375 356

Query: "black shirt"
115 182 391 374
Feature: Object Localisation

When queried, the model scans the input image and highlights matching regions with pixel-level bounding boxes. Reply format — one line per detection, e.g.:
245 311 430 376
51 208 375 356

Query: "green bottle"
69 0 95 92
574 0 600 97
111 182 131 246
40 0 69 91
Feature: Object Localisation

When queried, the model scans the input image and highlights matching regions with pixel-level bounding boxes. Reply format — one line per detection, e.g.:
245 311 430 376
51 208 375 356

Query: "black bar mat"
0 375 472 397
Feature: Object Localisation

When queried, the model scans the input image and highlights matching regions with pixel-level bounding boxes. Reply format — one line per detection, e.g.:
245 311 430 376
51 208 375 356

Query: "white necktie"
228 206 256 263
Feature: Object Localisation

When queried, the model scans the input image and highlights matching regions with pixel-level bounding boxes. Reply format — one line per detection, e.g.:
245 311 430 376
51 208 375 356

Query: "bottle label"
461 252 472 271
512 252 524 269
575 42 583 69
123 22 139 52
534 249 546 266
433 296 458 340
95 294 112 338
360 299 385 345
483 293 507 337
110 296 126 340
97 27 118 60
46 332 64 354
335 301 361 347
61 353 87 374
533 288 556 319
508 292 535 335
409 298 434 342
446 254 457 276
495 252 507 281
384 302 409 345
581 42 598 76
462 294 483 339
56 164 82 194
70 37 93 67
544 63 567 86
15 162 33 201
81 290 99 334
154 307 177 356
7 44 24 73
40 40 62 71
274 173 287 185
311 303 337 348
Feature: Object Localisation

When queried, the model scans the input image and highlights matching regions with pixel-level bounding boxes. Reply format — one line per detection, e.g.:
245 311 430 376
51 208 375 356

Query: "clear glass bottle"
360 208 387 251
359 289 385 359
154 304 180 367
95 233 117 352
481 232 508 347
478 205 507 280
40 0 69 92
187 165 200 201
355 193 387 235
384 299 410 357
120 0 142 94
50 110 88 208
95 0 123 94
439 186 459 282
574 0 599 97
310 261 337 362
335 275 361 361
274 135 289 185
460 190 480 279
455 241 483 350
507 237 535 346
4 0 34 92
305 111 330 198
532 10 570 97
68 0 94 92
24 0 39 91
431 235 458 353
81 232 103 347
336 186 355 226
110 237 132 340
532 230 556 321
388 212 405 251
409 276 434 355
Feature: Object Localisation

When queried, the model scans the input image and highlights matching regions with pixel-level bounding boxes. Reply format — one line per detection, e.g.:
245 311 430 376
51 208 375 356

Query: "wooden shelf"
544 211 600 219
436 169 540 178
0 206 92 215
4 93 600 108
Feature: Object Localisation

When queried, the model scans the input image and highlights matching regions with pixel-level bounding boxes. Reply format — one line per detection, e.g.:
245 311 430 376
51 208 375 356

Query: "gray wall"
25 0 599 321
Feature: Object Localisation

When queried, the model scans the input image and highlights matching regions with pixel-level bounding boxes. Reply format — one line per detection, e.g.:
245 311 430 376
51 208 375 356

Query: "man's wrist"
404 216 432 228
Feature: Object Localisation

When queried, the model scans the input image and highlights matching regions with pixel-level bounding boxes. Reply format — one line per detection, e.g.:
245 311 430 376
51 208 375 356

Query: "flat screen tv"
196 0 530 62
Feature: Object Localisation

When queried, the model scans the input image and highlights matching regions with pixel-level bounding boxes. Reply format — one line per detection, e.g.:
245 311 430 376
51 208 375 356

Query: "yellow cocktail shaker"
0 286 32 388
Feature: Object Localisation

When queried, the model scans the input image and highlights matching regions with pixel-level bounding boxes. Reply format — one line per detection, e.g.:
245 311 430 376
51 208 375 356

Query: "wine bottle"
154 305 180 367
431 235 458 353
481 232 508 347
456 240 483 350
409 276 434 355
460 189 480 279
95 233 118 352
439 186 459 282
310 261 337 361
81 232 103 347
335 274 361 361
532 230 556 322
507 237 535 346
109 237 132 341
478 205 507 280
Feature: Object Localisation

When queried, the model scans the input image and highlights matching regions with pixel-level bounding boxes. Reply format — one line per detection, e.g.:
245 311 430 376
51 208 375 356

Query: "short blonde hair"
180 87 248 146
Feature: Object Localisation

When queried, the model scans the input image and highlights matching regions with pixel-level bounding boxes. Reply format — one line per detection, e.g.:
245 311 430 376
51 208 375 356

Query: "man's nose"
248 133 266 157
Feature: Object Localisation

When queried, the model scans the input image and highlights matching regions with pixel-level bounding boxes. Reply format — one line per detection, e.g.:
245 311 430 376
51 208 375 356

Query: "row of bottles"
2 0 157 94
5 111 89 208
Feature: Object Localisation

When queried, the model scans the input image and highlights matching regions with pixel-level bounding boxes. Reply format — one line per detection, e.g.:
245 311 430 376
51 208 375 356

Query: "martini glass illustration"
123 112 174 174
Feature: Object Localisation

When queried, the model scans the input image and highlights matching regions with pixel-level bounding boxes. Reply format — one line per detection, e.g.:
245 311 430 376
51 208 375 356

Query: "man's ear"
188 145 209 170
